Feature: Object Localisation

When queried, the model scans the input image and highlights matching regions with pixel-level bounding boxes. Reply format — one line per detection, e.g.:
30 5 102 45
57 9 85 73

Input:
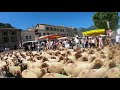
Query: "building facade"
28 24 82 38
21 30 35 42
0 28 21 49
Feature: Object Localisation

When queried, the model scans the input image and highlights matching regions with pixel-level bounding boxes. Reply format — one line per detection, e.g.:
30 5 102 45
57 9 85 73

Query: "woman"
98 36 103 48
82 38 86 48
88 37 91 48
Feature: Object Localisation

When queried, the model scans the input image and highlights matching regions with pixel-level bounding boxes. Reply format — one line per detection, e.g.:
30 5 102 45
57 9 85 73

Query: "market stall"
82 29 105 36
36 34 62 40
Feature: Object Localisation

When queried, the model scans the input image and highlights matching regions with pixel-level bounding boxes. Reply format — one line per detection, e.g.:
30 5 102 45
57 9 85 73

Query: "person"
4 46 7 51
116 35 120 45
45 40 50 51
31 43 35 51
88 37 92 48
98 36 103 48
91 38 95 48
65 40 70 49
74 37 79 48
111 36 115 46
28 44 31 51
85 36 88 48
37 43 40 52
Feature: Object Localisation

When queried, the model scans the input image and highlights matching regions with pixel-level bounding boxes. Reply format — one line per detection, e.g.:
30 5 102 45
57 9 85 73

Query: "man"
74 36 79 48
37 43 40 52
116 35 119 44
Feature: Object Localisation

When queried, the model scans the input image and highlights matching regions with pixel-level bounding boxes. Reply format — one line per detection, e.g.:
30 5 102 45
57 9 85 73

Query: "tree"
0 22 14 28
93 12 119 31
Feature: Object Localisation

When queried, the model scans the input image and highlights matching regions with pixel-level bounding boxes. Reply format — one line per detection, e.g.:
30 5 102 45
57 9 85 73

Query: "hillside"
78 25 97 32
0 23 14 28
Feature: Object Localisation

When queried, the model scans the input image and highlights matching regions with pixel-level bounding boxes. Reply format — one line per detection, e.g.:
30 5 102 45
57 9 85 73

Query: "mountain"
78 25 97 32
0 23 14 28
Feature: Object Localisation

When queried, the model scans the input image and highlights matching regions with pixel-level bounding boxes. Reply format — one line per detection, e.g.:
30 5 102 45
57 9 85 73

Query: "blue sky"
0 12 119 30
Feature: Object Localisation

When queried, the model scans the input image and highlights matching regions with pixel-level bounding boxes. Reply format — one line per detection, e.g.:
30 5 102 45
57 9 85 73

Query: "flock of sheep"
0 44 120 78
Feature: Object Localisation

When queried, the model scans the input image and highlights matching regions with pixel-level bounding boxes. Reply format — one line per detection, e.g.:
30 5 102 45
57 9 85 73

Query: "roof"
36 24 77 30
22 30 34 32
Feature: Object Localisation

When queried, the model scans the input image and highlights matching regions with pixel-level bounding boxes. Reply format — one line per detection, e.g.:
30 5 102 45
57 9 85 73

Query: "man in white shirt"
74 37 79 47
116 35 120 44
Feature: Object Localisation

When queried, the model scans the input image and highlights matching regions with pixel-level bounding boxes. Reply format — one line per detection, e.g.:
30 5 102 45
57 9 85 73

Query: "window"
47 33 50 35
51 27 53 31
43 33 45 35
11 31 16 35
39 33 41 37
26 36 28 39
54 28 56 31
29 36 32 39
46 27 49 30
63 29 64 32
60 29 62 32
3 37 9 43
2 31 8 36
11 36 17 42
57 28 59 31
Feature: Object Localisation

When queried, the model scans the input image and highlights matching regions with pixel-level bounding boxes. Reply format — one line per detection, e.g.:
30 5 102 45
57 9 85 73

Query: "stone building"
21 30 35 43
28 24 82 38
0 28 21 49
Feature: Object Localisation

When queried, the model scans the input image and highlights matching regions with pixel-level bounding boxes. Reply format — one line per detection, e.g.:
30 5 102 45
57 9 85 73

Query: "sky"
0 12 119 30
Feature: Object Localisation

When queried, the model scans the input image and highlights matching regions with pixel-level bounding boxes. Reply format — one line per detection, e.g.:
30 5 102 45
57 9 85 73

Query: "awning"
82 29 105 36
36 34 62 40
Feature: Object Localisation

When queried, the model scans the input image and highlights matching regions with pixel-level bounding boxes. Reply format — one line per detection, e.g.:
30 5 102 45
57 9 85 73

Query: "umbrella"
36 34 62 40
58 37 68 40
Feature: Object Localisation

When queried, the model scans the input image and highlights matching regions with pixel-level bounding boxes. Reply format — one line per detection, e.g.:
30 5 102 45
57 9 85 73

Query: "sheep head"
92 59 103 69
67 51 72 55
74 47 81 52
55 51 61 56
96 48 101 51
108 54 114 60
88 49 95 54
109 60 116 69
75 52 82 60
101 54 106 59
66 60 74 64
42 57 49 62
42 63 49 68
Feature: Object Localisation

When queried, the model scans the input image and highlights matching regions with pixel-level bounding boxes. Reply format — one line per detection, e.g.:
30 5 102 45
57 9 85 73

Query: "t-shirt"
116 36 120 42
91 39 95 43
74 38 79 44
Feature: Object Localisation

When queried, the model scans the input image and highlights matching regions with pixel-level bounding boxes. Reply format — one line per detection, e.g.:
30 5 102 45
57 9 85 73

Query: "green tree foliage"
0 23 14 28
93 12 119 30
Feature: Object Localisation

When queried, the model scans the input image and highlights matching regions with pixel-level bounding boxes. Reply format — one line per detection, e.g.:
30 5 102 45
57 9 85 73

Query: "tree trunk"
106 21 110 29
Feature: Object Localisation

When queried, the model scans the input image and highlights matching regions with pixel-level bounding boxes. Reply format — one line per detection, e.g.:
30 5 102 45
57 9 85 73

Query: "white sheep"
22 69 38 78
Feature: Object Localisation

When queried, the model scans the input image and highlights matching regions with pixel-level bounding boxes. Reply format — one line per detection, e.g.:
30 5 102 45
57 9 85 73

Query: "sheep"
27 61 43 69
48 56 60 62
78 60 116 78
42 73 71 78
105 67 120 78
22 69 38 78
47 62 64 74
28 67 43 78
63 59 103 77
8 65 21 77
